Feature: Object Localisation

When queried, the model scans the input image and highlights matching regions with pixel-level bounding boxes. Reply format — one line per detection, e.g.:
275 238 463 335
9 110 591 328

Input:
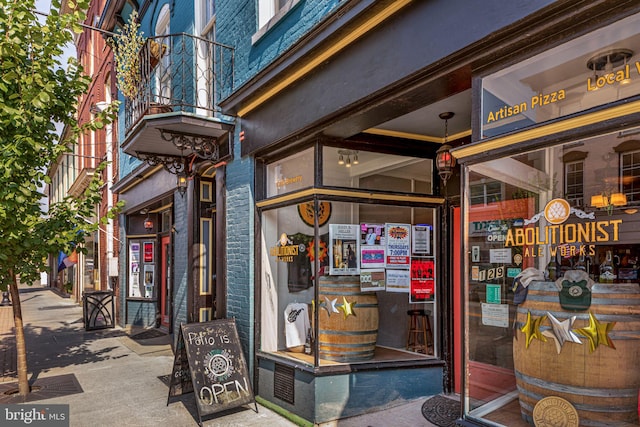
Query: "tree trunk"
8 270 29 396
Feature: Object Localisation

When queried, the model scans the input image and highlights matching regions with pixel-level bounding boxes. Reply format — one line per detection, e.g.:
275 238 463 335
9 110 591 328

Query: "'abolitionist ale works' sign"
168 319 256 425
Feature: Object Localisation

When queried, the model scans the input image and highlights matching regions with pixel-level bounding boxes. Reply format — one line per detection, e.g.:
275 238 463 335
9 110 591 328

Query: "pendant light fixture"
436 111 456 187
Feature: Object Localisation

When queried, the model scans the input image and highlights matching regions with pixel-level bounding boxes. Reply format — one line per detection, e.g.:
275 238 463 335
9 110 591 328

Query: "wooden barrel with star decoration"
318 276 379 362
513 281 640 426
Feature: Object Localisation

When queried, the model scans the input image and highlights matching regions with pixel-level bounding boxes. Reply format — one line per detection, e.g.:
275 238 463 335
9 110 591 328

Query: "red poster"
410 258 435 303
143 242 154 263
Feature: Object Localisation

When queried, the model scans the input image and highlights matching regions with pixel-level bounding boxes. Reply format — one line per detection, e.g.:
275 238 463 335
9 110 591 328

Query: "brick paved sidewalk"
0 305 16 382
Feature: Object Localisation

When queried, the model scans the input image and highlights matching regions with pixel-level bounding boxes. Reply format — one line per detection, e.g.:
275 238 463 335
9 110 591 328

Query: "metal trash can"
83 290 115 331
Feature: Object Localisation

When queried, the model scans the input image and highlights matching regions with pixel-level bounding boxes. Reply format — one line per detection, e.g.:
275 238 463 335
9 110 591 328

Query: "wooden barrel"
514 281 640 426
318 276 379 362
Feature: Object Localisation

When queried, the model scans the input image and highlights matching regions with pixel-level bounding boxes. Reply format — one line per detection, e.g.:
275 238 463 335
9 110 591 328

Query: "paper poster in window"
129 242 141 297
360 269 385 292
143 264 155 298
410 258 435 303
143 242 154 263
385 223 411 269
360 245 385 269
386 269 411 293
412 225 431 255
130 273 141 298
360 223 385 245
329 224 360 275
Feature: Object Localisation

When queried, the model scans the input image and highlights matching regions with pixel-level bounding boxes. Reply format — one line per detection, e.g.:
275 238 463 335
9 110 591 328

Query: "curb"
255 396 313 427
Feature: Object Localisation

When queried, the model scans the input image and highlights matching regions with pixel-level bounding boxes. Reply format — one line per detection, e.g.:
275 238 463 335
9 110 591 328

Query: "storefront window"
266 147 314 198
260 200 438 366
322 146 433 194
260 147 438 367
128 239 156 299
481 12 640 139
463 130 640 425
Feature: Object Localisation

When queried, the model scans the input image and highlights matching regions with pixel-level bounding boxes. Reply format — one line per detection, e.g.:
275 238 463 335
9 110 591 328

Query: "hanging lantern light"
144 215 154 232
436 112 456 187
177 170 188 196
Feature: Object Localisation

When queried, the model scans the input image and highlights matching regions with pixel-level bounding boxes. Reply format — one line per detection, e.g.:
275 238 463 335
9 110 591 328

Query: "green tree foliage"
0 0 122 395
0 0 120 287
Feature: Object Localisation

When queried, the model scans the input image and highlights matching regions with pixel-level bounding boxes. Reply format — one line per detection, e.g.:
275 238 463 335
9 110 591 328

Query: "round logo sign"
544 199 571 225
568 285 583 297
297 201 332 227
204 350 232 381
533 396 579 427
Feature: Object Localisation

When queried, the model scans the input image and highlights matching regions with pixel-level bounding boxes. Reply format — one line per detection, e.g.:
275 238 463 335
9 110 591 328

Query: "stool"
406 309 433 354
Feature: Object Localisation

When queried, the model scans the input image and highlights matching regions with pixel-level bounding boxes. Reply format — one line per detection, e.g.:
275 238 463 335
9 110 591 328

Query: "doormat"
0 373 83 404
131 328 166 341
421 395 460 427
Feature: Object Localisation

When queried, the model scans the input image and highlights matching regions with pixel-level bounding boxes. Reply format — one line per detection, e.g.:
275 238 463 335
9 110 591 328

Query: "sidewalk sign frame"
167 318 257 426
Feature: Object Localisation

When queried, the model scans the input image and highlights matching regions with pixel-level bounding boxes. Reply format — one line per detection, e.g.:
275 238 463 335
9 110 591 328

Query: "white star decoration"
321 296 339 317
541 312 582 354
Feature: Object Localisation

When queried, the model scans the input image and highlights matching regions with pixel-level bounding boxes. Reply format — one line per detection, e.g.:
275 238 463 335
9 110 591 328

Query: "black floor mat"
130 328 167 340
422 395 460 427
0 373 83 403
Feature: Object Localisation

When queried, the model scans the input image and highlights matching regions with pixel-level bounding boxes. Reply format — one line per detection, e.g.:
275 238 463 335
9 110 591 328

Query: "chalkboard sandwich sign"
167 318 257 426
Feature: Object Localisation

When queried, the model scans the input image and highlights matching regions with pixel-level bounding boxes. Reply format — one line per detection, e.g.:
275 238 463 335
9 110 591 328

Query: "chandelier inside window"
338 150 359 168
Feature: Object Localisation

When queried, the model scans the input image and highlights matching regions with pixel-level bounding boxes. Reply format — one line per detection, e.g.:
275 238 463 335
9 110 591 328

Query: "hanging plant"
110 10 145 99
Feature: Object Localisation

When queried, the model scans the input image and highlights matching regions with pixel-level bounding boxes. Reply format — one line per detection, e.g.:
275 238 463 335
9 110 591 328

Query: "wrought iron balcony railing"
124 33 234 132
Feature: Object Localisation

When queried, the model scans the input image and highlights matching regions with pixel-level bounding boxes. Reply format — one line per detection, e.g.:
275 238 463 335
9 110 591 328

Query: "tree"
0 0 121 396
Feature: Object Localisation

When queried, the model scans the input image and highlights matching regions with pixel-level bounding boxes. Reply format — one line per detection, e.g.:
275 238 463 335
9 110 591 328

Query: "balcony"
121 33 234 165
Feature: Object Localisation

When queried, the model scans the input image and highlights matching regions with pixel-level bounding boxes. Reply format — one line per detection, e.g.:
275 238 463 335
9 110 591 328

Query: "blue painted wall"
257 357 443 423
216 0 340 89
224 121 255 372
117 119 140 178
126 301 157 326
172 191 189 337
215 0 340 372
117 0 194 180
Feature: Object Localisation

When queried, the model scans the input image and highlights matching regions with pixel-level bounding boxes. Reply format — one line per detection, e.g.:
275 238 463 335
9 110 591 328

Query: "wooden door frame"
160 234 171 328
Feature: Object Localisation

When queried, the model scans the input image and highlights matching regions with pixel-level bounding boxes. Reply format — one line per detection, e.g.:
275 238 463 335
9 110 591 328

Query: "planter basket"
148 40 167 69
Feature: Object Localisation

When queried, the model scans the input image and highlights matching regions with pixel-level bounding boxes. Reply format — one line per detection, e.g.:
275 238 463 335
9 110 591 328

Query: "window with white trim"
258 0 289 28
154 4 171 104
564 160 584 207
470 180 502 206
621 149 640 204
195 0 215 114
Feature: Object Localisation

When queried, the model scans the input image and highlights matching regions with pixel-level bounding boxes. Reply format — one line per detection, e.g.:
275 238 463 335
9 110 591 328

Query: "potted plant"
148 39 167 69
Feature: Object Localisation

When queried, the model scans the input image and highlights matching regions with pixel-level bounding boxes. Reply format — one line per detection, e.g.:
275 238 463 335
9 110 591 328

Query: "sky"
34 0 77 206
35 0 77 65
35 0 77 136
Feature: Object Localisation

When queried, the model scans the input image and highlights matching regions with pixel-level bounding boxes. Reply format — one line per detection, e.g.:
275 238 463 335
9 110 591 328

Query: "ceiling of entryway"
369 12 640 146
365 89 472 143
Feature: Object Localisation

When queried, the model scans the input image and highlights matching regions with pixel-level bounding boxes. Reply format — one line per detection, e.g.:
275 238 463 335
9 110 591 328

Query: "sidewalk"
0 284 440 427
0 285 301 426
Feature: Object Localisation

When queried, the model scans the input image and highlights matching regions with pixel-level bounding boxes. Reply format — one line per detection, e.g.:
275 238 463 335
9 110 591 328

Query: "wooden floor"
277 345 433 366
482 399 530 427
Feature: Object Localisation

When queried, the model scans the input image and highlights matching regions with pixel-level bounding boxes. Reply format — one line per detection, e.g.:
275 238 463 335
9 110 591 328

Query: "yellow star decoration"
574 312 616 353
520 311 547 349
339 297 356 319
